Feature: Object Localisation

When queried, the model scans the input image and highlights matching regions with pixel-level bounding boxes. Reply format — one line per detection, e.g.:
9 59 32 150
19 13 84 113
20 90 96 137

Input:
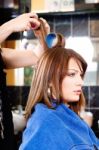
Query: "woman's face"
61 58 84 103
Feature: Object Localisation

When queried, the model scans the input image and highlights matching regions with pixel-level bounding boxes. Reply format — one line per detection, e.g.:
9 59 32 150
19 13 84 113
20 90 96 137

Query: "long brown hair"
25 47 87 119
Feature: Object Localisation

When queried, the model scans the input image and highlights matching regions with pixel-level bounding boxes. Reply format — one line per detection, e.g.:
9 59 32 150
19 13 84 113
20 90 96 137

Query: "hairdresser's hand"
0 12 40 44
8 12 40 32
33 18 50 43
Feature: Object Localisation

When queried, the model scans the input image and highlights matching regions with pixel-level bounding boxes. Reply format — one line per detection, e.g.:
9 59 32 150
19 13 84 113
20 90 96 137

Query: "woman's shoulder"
33 103 56 119
27 103 55 128
23 103 58 141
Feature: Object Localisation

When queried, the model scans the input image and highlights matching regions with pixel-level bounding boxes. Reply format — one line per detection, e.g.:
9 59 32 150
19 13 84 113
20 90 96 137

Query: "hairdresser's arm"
1 48 38 69
0 12 40 43
1 18 50 69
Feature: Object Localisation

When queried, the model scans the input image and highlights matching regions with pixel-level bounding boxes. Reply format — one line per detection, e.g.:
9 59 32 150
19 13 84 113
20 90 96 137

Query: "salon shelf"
1 7 99 23
1 7 99 40
38 9 99 18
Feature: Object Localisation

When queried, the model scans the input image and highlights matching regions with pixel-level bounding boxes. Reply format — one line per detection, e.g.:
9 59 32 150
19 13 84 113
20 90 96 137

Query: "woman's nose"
77 76 84 86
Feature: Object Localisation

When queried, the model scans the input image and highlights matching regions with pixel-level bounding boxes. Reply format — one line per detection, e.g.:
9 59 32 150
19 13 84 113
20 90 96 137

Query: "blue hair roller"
45 33 58 48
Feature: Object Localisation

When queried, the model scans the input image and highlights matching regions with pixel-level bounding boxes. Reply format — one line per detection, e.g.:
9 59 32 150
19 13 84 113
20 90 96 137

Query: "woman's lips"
74 90 81 95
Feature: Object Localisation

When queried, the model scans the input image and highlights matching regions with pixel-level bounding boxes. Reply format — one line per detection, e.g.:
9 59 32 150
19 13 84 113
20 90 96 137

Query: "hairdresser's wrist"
1 20 14 35
0 21 14 44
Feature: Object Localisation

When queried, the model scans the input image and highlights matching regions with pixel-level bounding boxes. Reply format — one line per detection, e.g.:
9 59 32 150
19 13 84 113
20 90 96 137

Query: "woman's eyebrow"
67 69 83 73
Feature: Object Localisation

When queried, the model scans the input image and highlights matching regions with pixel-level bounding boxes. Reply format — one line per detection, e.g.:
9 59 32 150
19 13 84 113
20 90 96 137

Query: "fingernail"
31 23 36 29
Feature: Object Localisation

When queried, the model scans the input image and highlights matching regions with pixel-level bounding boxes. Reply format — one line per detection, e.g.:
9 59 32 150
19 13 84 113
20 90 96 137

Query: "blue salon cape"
19 103 99 150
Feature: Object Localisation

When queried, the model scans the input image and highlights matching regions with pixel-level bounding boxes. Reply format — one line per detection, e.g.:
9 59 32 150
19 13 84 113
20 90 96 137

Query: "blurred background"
0 0 99 147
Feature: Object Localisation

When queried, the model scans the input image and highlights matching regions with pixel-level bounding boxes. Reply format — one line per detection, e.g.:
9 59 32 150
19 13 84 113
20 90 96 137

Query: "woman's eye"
67 72 75 77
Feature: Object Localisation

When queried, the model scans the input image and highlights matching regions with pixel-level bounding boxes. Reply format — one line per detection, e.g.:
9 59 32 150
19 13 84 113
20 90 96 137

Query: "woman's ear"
47 83 53 97
49 83 56 99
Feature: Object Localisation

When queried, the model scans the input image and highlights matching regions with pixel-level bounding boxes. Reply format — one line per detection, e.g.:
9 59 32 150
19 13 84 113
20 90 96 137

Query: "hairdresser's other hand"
33 18 50 43
8 12 40 32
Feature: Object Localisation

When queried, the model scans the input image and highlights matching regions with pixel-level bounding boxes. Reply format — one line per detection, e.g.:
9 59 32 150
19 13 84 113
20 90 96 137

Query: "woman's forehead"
67 58 83 72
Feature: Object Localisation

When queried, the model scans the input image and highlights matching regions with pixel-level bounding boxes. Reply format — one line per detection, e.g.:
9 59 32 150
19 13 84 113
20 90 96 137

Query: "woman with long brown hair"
19 33 99 150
